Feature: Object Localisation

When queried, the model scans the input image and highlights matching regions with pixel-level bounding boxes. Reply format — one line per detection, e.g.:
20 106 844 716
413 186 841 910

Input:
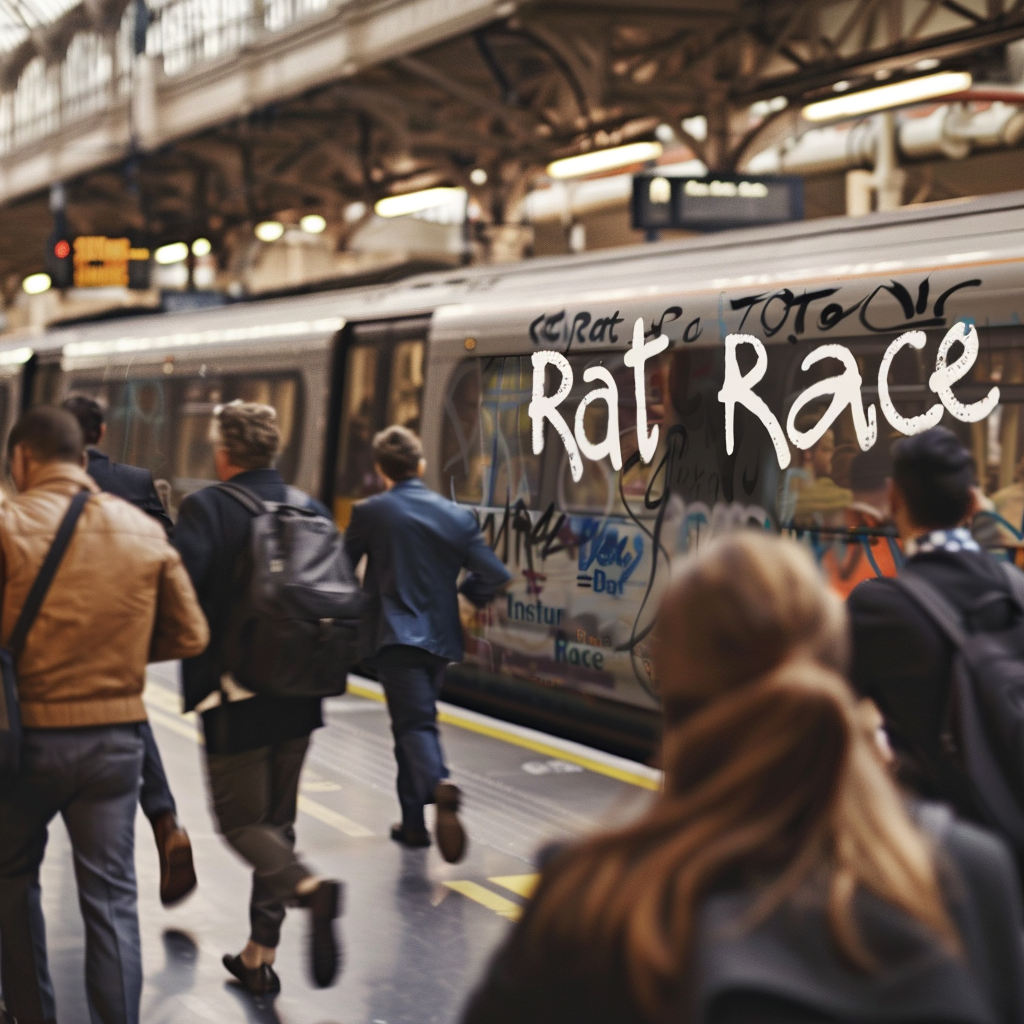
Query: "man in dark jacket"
63 395 173 535
344 425 511 862
173 401 341 996
62 394 195 908
848 426 1024 823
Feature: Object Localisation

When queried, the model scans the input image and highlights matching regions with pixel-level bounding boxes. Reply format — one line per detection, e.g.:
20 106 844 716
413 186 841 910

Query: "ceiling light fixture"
546 141 663 179
300 214 327 234
803 70 972 121
154 242 189 264
22 273 51 295
469 168 488 186
191 237 212 257
254 220 285 242
374 187 465 218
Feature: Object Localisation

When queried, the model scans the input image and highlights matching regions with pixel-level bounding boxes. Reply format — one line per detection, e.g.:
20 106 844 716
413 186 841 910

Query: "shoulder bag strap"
8 490 90 657
216 481 267 517
891 570 969 648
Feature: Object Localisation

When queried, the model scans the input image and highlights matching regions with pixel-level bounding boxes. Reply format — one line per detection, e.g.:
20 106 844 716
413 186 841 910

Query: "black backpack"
894 563 1024 859
218 482 366 699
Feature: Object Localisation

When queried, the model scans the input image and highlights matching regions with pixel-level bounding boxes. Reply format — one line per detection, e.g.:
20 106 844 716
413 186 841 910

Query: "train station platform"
32 664 660 1024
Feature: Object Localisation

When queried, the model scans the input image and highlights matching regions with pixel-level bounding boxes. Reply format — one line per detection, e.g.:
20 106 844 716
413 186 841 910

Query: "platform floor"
24 664 659 1024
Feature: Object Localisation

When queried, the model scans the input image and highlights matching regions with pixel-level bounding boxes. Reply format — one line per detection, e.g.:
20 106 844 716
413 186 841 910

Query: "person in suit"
173 401 342 995
61 395 195 909
344 425 511 862
62 395 173 536
461 533 1024 1024
847 427 1024 824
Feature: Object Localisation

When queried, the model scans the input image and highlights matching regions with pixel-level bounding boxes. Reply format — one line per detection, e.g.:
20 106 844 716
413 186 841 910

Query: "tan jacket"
0 462 209 728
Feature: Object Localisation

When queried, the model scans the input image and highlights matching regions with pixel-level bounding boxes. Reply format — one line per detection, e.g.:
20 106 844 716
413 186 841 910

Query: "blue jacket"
344 478 511 663
87 448 174 536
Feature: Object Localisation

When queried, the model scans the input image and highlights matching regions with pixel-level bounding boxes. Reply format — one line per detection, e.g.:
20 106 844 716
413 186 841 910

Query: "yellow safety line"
489 874 539 899
444 880 523 921
345 678 660 792
144 694 374 839
296 796 374 838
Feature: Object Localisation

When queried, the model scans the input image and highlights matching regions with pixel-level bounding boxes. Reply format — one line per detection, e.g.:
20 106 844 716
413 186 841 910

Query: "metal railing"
0 0 342 155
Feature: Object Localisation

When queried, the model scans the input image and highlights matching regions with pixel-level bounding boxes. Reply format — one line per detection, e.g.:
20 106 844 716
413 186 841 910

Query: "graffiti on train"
530 304 702 352
728 275 981 344
531 317 999 479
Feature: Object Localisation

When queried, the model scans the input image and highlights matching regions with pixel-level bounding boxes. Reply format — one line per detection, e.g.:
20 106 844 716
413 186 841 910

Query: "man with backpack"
173 401 350 996
0 407 208 1024
344 425 510 862
62 394 197 909
848 426 1024 869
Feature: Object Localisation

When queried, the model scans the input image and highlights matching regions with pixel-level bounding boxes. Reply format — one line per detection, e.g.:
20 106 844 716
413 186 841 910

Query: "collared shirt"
904 526 981 558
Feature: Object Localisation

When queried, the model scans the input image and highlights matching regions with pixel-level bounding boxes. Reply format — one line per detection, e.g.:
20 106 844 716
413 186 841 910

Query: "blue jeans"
0 725 144 1024
376 646 449 832
138 720 176 823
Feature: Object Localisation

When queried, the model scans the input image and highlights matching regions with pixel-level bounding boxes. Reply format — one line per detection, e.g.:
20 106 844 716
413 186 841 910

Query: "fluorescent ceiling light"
300 214 327 234
374 187 465 218
154 242 189 265
803 70 972 121
547 141 663 179
254 220 285 242
191 237 212 257
22 273 51 295
0 347 32 365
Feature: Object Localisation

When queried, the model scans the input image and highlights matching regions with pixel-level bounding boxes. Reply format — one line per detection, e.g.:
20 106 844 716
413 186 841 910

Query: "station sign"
72 236 151 289
631 172 804 232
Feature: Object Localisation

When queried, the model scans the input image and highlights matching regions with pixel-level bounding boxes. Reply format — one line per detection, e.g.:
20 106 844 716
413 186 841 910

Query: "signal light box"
631 172 804 232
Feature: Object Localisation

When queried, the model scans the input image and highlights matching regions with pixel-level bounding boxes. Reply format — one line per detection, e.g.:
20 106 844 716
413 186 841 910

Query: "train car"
7 190 1024 757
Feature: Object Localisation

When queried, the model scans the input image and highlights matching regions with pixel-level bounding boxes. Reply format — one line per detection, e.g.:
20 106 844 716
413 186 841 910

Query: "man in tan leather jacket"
0 407 208 1024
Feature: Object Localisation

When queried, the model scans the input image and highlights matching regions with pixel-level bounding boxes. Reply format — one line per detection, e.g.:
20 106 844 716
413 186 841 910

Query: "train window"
440 356 542 507
388 341 424 432
172 373 302 498
335 345 381 508
66 379 174 482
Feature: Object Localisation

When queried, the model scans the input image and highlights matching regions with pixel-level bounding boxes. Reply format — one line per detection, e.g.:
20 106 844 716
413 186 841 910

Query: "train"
5 190 1024 758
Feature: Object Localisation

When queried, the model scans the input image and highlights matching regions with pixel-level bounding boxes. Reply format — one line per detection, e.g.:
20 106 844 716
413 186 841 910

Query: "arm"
343 502 370 568
150 546 210 662
459 527 512 608
171 494 217 601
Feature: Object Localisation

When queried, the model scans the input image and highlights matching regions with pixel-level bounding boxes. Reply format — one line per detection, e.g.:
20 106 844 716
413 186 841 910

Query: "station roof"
0 0 1023 301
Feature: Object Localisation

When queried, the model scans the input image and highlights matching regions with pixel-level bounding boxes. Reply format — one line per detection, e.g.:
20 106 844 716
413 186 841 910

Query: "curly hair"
213 401 280 470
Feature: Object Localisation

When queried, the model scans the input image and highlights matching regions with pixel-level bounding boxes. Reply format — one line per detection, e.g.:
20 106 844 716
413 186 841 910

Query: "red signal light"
54 240 70 259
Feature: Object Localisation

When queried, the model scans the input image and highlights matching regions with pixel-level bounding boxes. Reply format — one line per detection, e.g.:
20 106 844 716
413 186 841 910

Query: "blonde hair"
213 401 280 470
523 532 958 1018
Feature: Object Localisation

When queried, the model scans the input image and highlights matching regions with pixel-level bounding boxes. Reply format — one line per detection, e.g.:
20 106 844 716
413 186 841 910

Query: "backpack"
893 563 1024 859
217 482 366 699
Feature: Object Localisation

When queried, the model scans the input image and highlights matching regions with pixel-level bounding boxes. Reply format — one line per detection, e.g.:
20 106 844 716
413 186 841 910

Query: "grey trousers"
205 735 312 947
0 724 145 1024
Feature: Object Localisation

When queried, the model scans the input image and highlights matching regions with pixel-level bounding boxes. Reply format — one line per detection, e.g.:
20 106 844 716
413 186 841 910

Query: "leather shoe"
222 954 280 995
153 812 197 906
390 823 430 848
297 879 343 988
435 782 467 863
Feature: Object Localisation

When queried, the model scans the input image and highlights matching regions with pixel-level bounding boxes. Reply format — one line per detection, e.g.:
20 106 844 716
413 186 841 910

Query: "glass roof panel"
0 0 85 53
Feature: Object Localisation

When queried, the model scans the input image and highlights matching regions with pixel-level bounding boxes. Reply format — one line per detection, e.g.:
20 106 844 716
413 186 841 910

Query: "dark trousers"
376 645 449 832
138 721 176 823
0 725 144 1024
205 735 312 947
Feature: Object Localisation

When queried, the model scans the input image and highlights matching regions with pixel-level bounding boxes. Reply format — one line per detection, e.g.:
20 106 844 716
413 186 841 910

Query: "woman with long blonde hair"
462 533 1024 1024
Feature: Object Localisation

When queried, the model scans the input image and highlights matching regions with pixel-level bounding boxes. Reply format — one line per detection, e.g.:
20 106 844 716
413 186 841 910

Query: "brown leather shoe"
434 782 467 863
153 812 197 906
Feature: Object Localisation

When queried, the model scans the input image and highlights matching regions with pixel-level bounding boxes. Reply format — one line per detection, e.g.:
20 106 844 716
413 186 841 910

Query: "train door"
328 316 429 528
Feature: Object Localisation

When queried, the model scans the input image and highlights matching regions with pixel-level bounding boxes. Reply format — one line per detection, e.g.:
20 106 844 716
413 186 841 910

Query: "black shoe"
390 823 431 848
298 879 343 988
222 954 281 995
434 782 467 863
